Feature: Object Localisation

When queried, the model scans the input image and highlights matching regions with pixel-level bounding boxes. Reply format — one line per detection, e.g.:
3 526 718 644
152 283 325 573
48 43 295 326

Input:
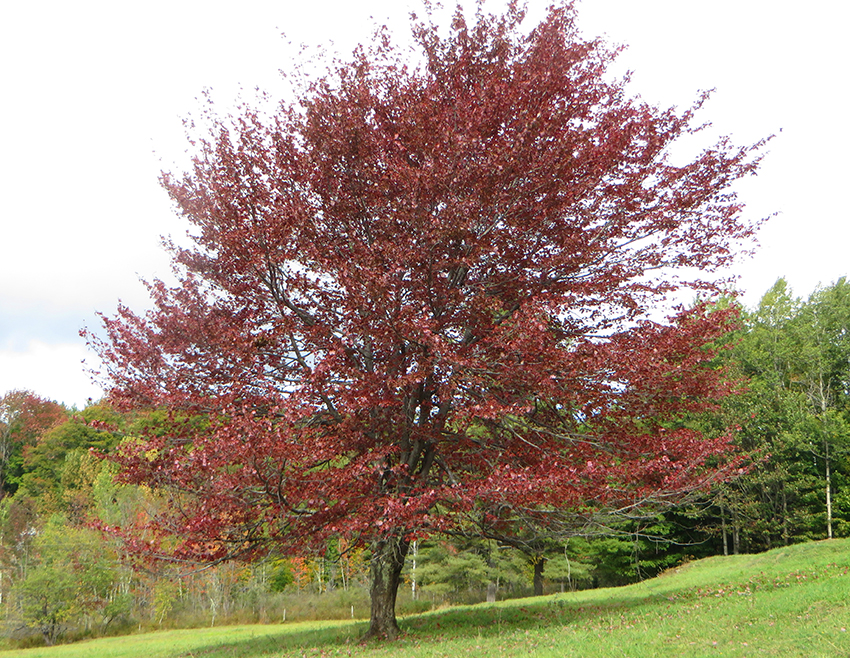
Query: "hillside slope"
3 538 849 657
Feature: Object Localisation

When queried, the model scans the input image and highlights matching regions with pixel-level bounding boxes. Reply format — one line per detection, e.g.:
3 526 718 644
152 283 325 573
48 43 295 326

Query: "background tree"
15 404 121 519
678 278 850 554
0 392 66 499
789 279 850 538
413 541 491 600
405 538 531 603
11 515 121 645
89 0 765 639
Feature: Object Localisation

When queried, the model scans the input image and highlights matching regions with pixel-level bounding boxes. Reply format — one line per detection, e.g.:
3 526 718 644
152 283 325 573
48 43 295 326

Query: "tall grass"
2 538 848 657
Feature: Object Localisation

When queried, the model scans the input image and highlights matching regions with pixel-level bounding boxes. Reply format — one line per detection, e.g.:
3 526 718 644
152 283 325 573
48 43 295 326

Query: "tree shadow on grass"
400 589 673 639
175 622 368 657
180 539 850 656
178 589 676 657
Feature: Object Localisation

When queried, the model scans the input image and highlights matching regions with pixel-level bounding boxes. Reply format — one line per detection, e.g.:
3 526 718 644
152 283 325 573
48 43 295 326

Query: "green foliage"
11 515 121 644
15 558 77 645
16 410 120 514
91 459 146 528
484 544 530 593
536 541 594 591
101 592 133 629
152 580 179 626
0 392 66 498
267 560 294 593
414 542 491 598
650 278 850 559
726 279 850 546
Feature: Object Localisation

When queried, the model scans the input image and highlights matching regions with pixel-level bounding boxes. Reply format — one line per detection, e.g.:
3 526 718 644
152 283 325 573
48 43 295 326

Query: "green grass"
4 538 850 657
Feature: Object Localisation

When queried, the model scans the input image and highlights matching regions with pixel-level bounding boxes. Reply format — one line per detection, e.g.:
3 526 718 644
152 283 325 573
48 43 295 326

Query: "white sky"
1 0 847 408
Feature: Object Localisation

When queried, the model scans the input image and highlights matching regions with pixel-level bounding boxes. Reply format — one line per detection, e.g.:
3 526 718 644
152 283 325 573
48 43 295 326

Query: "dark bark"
362 535 410 641
733 515 741 555
532 556 546 596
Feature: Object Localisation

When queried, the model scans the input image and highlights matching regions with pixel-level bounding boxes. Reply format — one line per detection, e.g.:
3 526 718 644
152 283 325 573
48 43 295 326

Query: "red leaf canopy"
91 2 763 562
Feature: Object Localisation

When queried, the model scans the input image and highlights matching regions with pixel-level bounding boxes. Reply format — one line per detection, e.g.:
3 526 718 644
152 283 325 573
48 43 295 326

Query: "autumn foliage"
89 1 765 638
0 391 66 499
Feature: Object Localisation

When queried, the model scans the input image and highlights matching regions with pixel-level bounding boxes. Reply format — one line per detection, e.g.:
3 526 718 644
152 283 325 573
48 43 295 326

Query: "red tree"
89 1 766 638
0 391 66 498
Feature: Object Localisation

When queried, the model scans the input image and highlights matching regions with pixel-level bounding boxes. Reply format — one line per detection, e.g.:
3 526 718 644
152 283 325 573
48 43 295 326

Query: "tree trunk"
782 489 790 546
732 518 740 555
410 540 417 601
825 440 833 539
486 581 497 603
362 535 409 641
532 556 546 596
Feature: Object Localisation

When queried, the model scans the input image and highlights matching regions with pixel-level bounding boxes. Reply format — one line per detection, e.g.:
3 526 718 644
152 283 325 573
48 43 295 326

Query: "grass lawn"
3 538 849 658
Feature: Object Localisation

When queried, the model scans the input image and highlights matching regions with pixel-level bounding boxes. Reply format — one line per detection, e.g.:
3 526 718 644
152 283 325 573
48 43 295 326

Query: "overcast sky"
1 0 847 408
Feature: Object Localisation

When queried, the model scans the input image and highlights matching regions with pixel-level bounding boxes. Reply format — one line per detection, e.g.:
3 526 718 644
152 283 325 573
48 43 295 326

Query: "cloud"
0 340 104 409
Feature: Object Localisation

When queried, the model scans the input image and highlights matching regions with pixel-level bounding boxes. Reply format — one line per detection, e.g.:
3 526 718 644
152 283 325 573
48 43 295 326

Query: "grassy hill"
3 538 849 658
